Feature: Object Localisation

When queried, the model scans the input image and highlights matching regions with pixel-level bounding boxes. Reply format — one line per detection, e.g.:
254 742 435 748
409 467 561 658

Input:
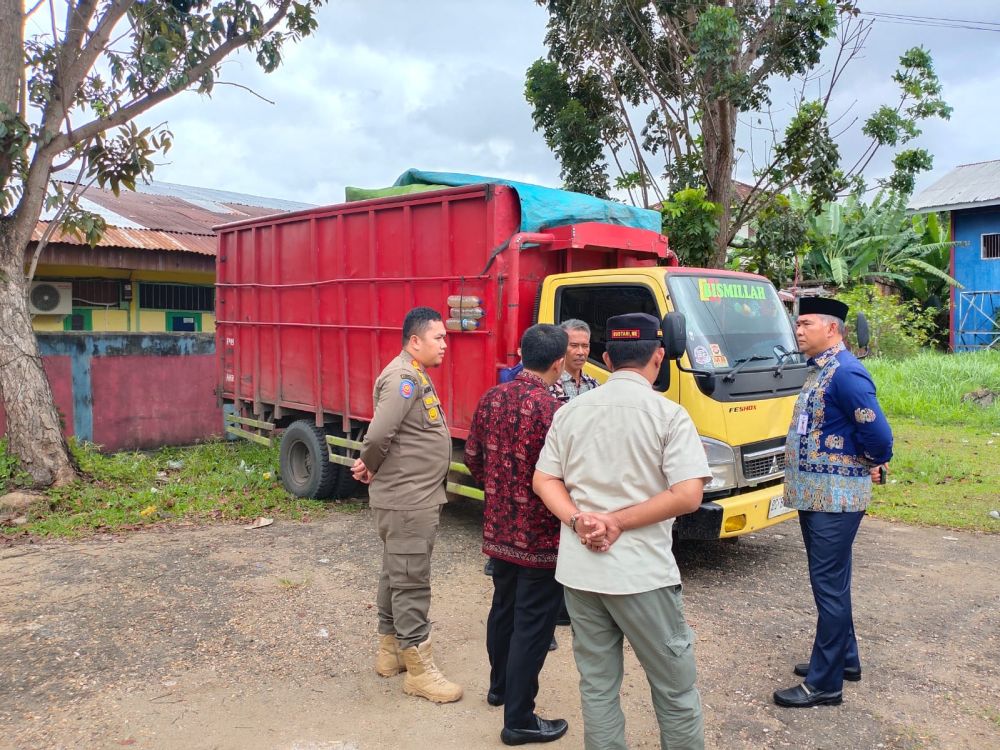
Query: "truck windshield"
666 275 797 372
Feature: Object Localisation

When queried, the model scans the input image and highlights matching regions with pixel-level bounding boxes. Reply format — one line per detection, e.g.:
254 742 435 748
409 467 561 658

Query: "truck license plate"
768 495 794 519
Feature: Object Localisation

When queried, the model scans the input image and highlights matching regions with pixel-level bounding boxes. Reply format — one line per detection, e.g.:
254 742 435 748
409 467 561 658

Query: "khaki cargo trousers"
374 505 441 649
565 583 704 750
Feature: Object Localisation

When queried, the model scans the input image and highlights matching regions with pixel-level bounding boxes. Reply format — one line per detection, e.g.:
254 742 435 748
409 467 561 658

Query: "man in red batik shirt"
465 324 574 746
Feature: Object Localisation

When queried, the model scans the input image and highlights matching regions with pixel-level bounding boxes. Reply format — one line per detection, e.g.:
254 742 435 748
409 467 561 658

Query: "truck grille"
740 438 786 482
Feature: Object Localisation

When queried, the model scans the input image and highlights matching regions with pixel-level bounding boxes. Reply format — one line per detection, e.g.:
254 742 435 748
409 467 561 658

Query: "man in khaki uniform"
351 306 462 703
534 313 711 750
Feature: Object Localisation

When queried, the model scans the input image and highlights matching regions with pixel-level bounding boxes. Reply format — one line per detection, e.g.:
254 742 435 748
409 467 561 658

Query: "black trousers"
486 558 563 729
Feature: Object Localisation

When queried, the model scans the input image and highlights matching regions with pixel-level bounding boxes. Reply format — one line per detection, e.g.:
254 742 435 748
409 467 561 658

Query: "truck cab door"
537 275 678 403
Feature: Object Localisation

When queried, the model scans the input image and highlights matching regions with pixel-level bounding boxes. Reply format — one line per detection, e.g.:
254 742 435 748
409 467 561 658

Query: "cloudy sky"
132 0 1000 206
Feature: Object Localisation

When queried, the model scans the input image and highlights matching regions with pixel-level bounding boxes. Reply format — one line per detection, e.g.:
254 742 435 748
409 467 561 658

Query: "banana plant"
790 189 960 297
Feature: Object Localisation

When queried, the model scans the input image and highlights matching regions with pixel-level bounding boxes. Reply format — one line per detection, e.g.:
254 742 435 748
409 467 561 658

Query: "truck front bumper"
674 483 797 540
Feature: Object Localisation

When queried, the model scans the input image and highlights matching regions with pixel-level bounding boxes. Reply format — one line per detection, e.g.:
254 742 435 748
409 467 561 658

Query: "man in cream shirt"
533 312 710 750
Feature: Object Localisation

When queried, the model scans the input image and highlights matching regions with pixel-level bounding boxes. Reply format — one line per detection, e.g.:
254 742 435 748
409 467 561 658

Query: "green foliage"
863 46 951 194
2 439 328 537
771 100 843 210
3 0 325 241
836 286 937 358
525 59 612 197
797 190 959 296
0 437 31 490
866 351 1000 430
738 196 808 287
528 3 950 253
658 187 721 267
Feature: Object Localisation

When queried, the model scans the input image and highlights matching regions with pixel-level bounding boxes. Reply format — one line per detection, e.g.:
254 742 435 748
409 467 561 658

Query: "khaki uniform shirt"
360 351 451 510
536 370 711 595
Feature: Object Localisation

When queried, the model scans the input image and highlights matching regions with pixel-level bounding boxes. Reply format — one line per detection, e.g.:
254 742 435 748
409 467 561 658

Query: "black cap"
606 313 663 341
798 297 849 322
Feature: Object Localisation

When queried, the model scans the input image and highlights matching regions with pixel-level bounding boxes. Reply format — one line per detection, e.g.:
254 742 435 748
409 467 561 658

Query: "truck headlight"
701 437 737 492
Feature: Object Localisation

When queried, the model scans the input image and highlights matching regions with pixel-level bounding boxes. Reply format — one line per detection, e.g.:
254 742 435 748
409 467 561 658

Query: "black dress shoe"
548 635 557 651
793 662 862 681
555 602 571 626
773 682 843 708
500 716 569 746
487 691 504 706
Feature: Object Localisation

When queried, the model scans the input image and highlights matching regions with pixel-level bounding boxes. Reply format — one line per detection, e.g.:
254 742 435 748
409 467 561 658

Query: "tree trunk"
702 98 737 269
0 219 78 487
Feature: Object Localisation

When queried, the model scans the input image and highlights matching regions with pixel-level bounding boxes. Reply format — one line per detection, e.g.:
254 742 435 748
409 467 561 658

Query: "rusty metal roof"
33 222 217 254
34 177 313 255
909 160 1000 213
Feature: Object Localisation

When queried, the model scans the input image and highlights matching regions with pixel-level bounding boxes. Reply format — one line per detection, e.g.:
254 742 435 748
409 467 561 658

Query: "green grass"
867 350 1000 430
865 351 1000 533
863 351 1000 531
868 419 1000 532
1 439 327 538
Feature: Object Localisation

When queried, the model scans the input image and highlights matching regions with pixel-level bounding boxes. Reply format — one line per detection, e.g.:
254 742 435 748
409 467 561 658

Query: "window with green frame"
166 311 202 332
63 308 93 331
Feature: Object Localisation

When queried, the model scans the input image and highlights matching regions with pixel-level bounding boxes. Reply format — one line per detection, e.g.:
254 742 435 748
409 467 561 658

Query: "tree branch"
51 0 293 153
213 80 276 105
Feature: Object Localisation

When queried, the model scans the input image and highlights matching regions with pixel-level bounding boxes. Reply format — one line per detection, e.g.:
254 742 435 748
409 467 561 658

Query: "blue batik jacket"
784 342 894 513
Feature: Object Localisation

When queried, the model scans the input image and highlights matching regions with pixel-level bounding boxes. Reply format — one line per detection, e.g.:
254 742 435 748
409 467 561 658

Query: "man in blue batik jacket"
774 296 893 709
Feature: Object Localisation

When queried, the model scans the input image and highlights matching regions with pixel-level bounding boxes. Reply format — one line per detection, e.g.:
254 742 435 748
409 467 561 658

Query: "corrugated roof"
32 222 216 255
909 160 1000 213
34 176 314 254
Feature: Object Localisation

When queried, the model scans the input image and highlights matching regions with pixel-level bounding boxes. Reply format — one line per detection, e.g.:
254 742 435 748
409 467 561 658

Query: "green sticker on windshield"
699 279 766 302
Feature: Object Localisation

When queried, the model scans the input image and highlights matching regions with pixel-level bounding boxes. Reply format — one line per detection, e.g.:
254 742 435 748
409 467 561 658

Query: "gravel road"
1 501 997 750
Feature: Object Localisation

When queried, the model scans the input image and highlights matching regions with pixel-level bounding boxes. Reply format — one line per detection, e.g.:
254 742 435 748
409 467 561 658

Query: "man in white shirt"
533 312 711 750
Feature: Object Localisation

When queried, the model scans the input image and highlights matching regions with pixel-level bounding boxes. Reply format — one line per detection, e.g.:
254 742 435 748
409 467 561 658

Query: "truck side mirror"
855 312 871 358
662 312 687 360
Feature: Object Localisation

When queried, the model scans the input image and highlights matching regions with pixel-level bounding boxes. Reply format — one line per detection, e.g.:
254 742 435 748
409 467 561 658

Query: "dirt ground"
1 501 998 750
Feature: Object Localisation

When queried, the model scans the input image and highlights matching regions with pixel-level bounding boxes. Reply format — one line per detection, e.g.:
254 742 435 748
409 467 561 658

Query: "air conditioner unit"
28 281 73 316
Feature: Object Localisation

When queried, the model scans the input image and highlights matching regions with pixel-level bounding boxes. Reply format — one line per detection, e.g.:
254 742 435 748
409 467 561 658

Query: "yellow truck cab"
537 266 808 540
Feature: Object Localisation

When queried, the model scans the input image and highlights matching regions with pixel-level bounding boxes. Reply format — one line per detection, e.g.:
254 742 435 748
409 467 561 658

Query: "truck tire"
327 425 364 500
279 420 337 498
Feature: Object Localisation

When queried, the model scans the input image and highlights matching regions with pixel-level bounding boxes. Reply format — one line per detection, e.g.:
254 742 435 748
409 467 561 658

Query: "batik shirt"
465 371 562 568
549 370 599 403
784 342 893 513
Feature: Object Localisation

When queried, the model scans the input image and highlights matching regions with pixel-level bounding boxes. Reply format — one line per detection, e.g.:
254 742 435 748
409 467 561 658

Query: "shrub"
836 285 937 358
0 437 28 491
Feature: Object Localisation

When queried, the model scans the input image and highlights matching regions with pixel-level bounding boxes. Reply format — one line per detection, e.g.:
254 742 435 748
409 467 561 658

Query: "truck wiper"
774 349 804 379
722 354 771 383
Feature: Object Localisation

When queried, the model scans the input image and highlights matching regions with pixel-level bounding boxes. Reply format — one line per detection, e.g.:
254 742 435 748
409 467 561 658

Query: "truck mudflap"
675 484 797 540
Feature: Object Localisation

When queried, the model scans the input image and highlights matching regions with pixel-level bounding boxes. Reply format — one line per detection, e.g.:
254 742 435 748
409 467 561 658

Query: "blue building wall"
951 207 1000 350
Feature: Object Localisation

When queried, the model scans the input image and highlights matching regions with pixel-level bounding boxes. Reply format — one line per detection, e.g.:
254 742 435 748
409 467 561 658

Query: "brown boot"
400 638 463 703
375 633 406 677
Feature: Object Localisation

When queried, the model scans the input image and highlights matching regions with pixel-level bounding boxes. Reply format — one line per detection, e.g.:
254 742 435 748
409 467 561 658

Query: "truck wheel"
279 420 337 498
328 425 364 500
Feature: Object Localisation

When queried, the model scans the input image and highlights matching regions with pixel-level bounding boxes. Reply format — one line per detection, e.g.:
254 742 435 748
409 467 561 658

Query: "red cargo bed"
215 184 666 437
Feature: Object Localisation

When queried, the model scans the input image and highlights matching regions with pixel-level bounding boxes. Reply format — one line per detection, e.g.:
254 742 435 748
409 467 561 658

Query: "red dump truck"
216 178 808 539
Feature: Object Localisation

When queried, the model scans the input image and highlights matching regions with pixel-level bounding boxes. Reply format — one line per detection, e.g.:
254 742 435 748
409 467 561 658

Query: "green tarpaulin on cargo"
344 183 448 202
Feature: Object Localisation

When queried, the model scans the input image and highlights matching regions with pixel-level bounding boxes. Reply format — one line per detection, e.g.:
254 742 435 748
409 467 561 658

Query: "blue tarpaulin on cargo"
393 169 662 234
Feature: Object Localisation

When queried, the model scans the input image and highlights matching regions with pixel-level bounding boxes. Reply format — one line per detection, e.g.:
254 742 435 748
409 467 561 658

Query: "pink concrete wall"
0 356 74 440
1 335 221 453
90 354 220 451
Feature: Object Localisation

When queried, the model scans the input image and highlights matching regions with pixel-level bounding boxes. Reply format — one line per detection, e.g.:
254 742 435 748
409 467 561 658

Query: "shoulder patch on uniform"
399 379 416 399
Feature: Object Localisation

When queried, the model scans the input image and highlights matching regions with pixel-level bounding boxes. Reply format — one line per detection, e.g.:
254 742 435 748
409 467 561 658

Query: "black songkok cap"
606 312 663 341
798 297 849 322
